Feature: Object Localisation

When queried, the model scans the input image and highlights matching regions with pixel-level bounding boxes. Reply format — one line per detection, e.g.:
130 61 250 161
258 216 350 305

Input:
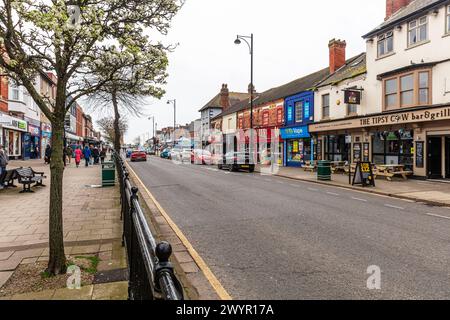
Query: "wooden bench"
303 161 317 172
374 169 413 181
15 167 46 193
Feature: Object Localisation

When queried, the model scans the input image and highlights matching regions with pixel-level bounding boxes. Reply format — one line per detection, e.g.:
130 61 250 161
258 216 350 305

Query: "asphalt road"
129 156 450 300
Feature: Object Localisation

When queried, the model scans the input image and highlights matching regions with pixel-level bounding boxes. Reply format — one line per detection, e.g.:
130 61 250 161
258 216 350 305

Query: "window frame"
407 15 428 47
446 5 450 35
377 30 394 58
322 94 330 119
382 69 432 111
294 101 303 123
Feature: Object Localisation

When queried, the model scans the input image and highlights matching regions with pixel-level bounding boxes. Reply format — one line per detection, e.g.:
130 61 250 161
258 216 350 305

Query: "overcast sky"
95 0 386 143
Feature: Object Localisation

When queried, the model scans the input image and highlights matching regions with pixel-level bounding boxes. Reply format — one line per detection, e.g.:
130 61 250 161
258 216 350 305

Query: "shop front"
280 125 312 167
309 104 450 178
24 119 41 159
257 128 283 166
41 122 52 159
0 114 28 160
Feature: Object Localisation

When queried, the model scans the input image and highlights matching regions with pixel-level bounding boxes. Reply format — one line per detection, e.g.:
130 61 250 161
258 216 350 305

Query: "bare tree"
0 0 183 275
97 116 128 145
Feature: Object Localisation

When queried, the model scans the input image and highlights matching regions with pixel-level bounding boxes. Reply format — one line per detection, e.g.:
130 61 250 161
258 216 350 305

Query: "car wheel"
218 164 223 170
229 165 234 172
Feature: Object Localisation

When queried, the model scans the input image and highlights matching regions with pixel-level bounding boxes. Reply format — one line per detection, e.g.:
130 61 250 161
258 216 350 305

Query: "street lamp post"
167 99 176 142
148 116 155 148
234 33 254 153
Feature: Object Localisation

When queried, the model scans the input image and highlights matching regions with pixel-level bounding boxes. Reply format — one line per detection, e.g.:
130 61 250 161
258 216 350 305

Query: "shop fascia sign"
0 114 27 131
309 105 450 132
280 126 310 139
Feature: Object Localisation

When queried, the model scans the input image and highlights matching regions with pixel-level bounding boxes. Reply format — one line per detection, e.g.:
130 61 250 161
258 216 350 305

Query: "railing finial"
155 241 172 263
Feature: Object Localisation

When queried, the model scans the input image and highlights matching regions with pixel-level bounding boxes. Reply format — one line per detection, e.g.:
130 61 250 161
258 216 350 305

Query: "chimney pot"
220 83 230 111
385 0 412 20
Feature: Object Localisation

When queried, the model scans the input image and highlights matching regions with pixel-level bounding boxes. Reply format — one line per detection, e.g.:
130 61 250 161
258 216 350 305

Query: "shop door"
446 137 450 179
428 137 442 179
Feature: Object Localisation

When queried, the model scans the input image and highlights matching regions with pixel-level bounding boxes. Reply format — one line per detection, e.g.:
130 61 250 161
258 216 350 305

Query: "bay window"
383 69 431 110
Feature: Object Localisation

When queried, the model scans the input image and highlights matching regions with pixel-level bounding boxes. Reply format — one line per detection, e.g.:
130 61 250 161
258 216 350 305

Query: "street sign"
352 162 375 187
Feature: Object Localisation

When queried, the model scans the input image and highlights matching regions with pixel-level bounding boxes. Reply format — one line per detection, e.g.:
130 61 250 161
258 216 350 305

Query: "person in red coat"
74 146 83 168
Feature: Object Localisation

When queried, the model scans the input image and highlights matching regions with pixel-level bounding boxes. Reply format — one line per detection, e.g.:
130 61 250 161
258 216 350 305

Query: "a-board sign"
352 162 375 187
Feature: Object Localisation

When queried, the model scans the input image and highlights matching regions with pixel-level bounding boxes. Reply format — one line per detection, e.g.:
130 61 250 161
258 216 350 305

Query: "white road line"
326 192 340 196
425 212 450 220
384 204 405 210
351 197 368 202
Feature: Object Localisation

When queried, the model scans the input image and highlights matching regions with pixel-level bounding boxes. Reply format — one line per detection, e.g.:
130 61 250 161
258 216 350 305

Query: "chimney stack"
328 39 346 74
385 0 412 20
219 84 230 111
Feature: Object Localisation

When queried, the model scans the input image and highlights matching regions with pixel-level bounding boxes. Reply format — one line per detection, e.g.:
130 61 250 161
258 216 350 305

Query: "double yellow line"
125 163 232 300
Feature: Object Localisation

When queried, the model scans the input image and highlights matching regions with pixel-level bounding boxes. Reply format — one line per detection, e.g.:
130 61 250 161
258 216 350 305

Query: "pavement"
256 165 450 207
129 156 450 300
0 158 127 300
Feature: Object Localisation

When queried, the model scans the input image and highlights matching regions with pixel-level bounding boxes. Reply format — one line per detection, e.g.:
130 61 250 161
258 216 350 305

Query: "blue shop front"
282 91 315 167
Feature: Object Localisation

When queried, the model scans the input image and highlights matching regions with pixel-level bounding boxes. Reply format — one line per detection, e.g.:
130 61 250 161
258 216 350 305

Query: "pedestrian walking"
0 144 8 190
100 148 106 164
45 144 52 164
74 146 82 168
93 147 100 165
83 145 91 167
66 146 73 164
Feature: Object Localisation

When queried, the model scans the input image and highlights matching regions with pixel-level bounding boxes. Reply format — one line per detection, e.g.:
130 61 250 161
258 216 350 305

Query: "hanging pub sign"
352 162 375 187
344 90 361 105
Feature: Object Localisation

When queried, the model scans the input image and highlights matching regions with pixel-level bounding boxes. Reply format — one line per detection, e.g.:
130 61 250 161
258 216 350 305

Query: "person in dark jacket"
100 148 106 164
45 145 52 164
83 145 91 167
92 147 100 165
0 144 8 189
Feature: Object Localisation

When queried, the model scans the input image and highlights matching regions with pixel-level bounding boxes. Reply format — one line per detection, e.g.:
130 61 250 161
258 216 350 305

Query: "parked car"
191 149 212 165
218 152 255 172
160 148 172 159
130 150 147 162
171 146 191 163
146 148 156 155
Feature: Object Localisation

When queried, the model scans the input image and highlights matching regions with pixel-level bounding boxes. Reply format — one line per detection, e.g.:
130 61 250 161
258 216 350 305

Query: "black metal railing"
113 151 184 300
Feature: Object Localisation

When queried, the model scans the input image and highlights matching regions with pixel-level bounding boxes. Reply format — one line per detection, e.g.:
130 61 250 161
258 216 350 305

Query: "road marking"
126 163 232 300
308 188 319 192
425 212 450 220
351 197 368 202
290 184 300 187
326 192 340 196
384 204 405 210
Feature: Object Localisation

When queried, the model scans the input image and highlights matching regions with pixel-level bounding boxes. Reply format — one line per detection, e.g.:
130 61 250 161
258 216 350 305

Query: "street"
129 156 450 300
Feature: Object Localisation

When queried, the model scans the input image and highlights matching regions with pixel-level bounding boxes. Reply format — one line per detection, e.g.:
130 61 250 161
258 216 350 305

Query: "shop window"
295 101 303 123
408 16 428 47
322 94 330 119
372 131 413 169
447 5 450 34
324 135 349 162
377 30 394 57
383 69 431 110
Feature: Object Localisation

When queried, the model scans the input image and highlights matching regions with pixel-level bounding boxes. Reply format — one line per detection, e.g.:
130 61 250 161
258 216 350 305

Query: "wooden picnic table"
375 164 413 181
331 161 346 174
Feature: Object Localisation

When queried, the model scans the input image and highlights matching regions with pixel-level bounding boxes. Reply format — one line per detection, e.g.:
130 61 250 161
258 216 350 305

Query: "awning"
65 132 83 142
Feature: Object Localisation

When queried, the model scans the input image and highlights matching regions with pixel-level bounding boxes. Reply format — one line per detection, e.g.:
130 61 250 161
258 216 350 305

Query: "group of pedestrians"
71 145 106 168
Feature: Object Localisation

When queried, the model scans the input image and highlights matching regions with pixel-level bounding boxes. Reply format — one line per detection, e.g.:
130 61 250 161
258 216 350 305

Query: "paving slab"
92 281 128 300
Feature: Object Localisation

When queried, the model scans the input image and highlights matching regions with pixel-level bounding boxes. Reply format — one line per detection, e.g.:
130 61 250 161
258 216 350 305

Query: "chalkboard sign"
353 143 362 163
352 162 375 187
416 141 424 168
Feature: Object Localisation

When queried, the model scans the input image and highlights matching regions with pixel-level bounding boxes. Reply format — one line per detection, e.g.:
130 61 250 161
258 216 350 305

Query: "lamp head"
234 37 241 45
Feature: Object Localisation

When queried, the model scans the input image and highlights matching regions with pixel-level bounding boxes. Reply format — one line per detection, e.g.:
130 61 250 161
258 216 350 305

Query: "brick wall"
0 76 8 113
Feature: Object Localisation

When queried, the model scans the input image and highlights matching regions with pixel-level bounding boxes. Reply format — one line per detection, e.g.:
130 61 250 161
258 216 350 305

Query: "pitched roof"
198 92 250 112
363 0 446 38
316 53 366 88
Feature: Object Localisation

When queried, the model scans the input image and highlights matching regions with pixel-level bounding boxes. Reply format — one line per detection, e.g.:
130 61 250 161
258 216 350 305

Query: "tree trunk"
46 117 67 275
112 92 122 154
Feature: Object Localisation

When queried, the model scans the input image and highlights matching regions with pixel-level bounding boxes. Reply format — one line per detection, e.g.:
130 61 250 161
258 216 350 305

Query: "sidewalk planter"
102 162 115 187
317 160 331 181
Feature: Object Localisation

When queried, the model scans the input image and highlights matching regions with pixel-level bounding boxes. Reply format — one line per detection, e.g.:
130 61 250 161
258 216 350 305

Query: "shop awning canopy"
65 132 83 142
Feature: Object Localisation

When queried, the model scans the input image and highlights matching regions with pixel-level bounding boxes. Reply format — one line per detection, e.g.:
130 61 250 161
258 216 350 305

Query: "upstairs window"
262 111 269 126
276 108 283 124
295 101 303 123
377 31 394 57
322 94 330 119
447 5 450 34
383 69 431 110
408 16 428 47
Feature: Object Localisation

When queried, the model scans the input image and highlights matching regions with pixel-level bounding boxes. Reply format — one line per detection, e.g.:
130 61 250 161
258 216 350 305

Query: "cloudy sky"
102 0 386 143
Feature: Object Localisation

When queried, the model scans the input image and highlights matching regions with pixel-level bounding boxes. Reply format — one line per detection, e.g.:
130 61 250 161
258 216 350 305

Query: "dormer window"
377 31 394 57
408 16 428 47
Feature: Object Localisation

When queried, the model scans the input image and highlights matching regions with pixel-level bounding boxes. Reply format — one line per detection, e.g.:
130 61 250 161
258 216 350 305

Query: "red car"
130 150 147 162
191 149 212 165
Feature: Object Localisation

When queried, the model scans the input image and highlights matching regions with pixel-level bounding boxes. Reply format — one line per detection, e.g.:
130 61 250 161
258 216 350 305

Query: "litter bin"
102 162 116 187
317 160 331 181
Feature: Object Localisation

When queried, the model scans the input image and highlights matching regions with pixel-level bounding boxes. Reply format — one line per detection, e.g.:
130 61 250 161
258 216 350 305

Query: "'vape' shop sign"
309 106 450 132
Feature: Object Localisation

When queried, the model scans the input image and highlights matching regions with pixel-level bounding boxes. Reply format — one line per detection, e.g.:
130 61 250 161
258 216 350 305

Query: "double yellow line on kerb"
125 163 232 300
